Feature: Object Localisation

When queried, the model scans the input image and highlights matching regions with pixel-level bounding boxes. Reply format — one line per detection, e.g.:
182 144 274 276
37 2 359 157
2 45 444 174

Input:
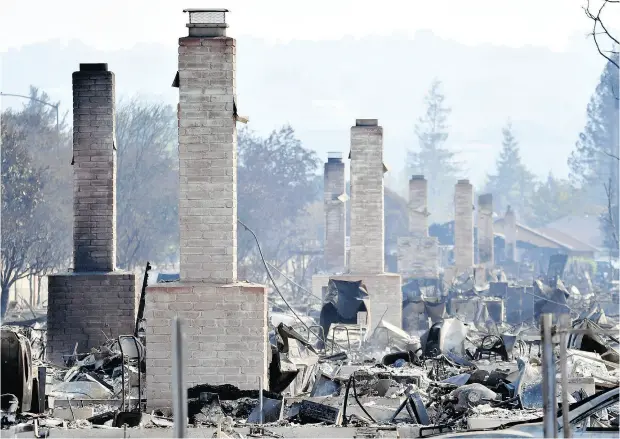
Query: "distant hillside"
0 31 604 190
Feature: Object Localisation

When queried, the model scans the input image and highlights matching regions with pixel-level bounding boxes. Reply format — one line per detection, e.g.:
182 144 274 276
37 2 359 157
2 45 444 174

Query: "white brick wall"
177 36 237 284
454 180 474 269
477 194 494 266
144 282 268 410
349 120 385 274
330 274 402 330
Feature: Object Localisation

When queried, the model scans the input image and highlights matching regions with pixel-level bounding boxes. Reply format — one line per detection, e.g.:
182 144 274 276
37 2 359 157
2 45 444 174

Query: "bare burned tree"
115 98 179 270
584 0 619 69
1 89 72 315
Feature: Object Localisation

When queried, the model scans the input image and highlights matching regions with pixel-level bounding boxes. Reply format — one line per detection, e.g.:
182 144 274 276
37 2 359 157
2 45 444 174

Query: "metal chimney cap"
478 193 493 205
355 119 378 127
183 8 229 12
184 8 229 37
327 152 343 163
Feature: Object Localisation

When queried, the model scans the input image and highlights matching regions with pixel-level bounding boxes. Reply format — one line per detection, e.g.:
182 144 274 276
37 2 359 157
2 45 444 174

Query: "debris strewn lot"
2 270 619 438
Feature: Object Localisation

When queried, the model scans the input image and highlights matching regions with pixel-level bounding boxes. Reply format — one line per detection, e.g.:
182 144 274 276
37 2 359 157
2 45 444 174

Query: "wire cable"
238 219 347 352
265 261 323 302
520 288 574 311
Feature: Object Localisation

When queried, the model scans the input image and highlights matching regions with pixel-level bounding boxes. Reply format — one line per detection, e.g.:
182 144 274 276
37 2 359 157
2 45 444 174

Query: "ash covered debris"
3 295 618 437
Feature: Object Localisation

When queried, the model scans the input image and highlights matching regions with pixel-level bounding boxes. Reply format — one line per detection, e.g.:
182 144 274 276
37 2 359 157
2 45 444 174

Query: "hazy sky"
1 0 615 191
0 0 596 51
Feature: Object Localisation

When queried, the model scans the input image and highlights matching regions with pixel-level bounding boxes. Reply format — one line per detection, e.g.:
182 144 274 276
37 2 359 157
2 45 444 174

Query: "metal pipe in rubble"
559 314 571 438
541 313 558 438
258 376 264 425
172 316 187 438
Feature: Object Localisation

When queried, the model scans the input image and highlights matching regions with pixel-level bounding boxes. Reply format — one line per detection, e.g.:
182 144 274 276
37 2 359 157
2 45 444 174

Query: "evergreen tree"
486 120 536 220
568 54 619 253
407 79 460 223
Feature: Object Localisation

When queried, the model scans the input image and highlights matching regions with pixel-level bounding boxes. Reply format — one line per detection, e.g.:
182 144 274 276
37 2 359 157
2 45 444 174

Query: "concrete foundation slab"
144 281 268 410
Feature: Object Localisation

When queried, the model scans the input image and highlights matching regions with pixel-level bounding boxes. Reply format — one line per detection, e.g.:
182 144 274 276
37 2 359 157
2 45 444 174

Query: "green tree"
407 79 460 223
486 120 536 220
568 54 619 253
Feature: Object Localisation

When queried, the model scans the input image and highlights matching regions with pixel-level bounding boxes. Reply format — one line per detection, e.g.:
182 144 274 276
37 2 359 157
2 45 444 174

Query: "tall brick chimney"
323 152 346 273
349 119 385 274
454 179 474 269
504 206 517 262
47 64 137 365
329 119 401 330
145 9 268 410
397 174 439 280
477 194 494 266
408 175 429 237
72 63 116 272
178 8 237 284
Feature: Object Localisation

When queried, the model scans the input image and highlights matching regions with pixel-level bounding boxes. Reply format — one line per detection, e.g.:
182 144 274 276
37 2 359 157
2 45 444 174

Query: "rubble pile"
1 261 618 437
2 295 619 437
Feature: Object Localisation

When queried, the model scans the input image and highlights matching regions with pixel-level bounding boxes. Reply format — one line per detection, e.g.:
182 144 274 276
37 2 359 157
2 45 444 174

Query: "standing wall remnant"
145 9 268 410
477 194 494 267
47 63 137 364
454 179 474 270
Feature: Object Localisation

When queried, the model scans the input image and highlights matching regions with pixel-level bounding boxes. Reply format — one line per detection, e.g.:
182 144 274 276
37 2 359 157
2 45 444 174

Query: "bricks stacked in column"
349 121 385 274
397 175 439 278
504 207 517 261
330 119 402 330
145 282 268 410
72 65 116 272
178 37 237 284
145 26 269 408
47 273 138 364
454 179 474 269
46 64 137 365
408 176 428 236
323 157 346 273
477 194 494 266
